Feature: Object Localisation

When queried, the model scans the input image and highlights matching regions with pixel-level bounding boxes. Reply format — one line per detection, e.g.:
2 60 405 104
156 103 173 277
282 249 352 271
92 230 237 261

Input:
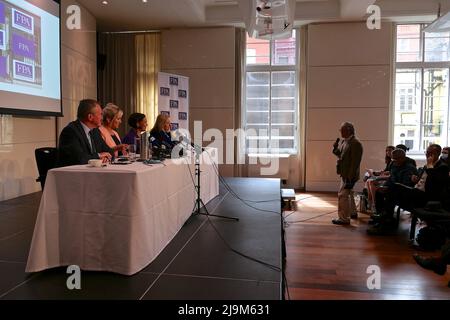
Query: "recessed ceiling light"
102 1 108 5
142 0 148 3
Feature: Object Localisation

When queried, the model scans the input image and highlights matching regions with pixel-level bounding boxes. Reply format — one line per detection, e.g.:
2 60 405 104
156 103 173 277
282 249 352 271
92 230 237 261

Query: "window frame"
243 30 300 156
394 23 450 154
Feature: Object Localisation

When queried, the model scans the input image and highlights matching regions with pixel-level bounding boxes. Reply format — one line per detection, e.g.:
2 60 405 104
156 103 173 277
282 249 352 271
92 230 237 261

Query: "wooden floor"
284 192 450 300
1 190 449 300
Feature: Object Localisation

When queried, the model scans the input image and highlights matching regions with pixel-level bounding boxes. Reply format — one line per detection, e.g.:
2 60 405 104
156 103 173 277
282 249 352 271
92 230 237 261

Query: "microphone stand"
190 145 239 221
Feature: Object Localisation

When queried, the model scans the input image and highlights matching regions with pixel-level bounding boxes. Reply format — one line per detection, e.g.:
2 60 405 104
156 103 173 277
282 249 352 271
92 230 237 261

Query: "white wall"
0 0 96 201
305 22 393 192
161 27 236 177
59 0 97 135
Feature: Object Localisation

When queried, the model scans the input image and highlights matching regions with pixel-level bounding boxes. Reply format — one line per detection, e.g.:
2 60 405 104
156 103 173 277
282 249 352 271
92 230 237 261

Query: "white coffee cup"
88 159 103 167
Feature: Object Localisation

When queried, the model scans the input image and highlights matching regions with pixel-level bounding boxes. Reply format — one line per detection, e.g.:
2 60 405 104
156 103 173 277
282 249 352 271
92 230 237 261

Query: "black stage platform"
0 178 283 300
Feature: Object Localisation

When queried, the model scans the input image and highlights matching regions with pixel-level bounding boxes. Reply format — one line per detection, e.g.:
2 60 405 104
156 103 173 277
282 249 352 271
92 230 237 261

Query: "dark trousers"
397 188 428 209
375 186 429 221
443 241 450 264
375 186 401 219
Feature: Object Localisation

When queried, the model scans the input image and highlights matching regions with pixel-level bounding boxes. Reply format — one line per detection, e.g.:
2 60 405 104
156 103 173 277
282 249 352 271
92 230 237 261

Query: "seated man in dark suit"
57 99 113 167
406 144 449 207
367 149 418 235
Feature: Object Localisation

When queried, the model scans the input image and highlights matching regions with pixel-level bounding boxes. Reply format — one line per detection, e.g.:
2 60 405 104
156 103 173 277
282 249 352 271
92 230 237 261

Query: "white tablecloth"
26 149 219 275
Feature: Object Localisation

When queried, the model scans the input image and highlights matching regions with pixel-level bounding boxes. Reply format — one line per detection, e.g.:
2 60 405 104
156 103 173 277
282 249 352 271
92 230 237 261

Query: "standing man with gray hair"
332 122 364 225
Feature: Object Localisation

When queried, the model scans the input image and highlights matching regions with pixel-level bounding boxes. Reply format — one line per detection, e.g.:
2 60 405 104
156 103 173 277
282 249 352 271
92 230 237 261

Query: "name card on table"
12 8 34 34
13 60 34 82
12 33 35 59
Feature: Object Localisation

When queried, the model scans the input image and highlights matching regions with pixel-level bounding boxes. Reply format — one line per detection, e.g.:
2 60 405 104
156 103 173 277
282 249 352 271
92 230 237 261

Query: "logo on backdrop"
12 33 36 59
13 60 34 82
12 8 34 34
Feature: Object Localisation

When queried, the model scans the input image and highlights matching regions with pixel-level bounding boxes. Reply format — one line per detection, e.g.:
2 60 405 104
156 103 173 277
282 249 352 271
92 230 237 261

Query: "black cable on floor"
204 152 295 298
284 210 338 225
183 156 288 299
203 149 280 204
202 151 282 216
206 216 281 272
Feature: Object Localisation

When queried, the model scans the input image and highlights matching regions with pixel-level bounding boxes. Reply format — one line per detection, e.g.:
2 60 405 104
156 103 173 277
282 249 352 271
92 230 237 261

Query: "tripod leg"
199 199 210 215
199 199 239 221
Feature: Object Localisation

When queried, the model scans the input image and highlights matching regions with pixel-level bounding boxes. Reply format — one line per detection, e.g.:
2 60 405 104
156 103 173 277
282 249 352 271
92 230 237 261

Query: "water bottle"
140 131 150 160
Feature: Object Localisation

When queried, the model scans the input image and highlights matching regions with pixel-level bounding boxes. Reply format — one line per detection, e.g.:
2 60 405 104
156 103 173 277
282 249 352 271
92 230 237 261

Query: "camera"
256 0 270 12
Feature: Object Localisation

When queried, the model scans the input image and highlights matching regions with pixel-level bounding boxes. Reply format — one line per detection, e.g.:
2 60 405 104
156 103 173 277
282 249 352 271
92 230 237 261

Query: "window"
244 31 299 155
394 24 450 153
399 88 414 111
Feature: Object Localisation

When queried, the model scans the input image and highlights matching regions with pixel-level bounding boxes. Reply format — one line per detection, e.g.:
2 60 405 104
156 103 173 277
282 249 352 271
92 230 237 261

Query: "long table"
25 150 219 275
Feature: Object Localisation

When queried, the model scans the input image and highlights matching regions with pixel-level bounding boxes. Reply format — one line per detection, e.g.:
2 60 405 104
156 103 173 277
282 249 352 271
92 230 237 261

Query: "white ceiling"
76 0 450 32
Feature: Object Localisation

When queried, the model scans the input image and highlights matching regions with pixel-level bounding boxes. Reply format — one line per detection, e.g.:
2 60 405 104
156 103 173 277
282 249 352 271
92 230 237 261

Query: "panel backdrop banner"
158 72 189 133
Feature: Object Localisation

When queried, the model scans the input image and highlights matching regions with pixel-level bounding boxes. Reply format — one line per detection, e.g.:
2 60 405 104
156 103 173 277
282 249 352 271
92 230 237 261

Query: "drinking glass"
128 145 136 161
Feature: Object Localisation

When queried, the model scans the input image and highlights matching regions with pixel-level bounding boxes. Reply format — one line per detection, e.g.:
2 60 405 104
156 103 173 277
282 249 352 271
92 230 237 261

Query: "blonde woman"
99 103 128 157
150 114 176 149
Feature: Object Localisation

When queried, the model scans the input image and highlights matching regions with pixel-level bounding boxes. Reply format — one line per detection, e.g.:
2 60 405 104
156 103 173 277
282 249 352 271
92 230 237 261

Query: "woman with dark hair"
122 113 148 152
383 145 396 172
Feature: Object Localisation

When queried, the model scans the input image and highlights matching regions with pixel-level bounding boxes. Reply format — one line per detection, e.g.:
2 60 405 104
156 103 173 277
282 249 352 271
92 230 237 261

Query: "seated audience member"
396 144 417 168
99 103 128 158
413 241 450 287
392 144 449 212
150 114 177 150
441 147 450 166
367 149 418 235
364 145 395 211
57 99 113 167
122 113 148 152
